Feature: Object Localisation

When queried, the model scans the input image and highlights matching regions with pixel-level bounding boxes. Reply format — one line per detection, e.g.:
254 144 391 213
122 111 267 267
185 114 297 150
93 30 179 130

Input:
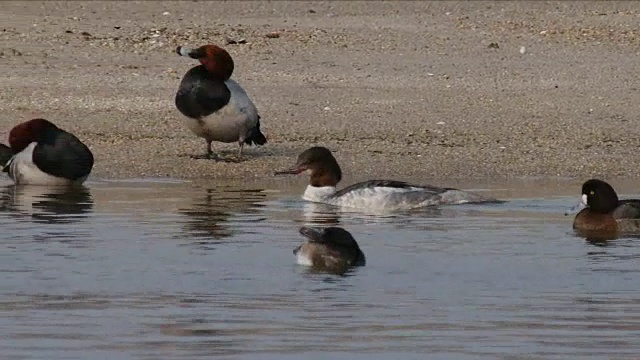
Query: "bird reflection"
178 188 267 242
301 202 341 226
0 184 93 224
581 231 640 246
299 201 449 229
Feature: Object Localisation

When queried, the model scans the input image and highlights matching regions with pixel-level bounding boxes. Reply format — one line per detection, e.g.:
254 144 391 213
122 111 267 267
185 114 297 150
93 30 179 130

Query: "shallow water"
1 178 640 359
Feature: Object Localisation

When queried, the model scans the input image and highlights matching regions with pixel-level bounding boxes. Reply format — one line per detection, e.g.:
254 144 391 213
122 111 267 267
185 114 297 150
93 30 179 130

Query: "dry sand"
1 1 640 186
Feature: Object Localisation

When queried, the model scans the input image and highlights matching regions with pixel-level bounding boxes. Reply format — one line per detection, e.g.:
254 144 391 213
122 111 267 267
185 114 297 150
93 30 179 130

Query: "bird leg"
237 142 244 157
191 140 218 160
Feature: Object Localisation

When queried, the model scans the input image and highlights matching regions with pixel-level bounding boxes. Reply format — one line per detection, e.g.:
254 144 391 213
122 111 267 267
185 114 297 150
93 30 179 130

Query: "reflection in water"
301 202 340 226
300 202 449 229
0 185 93 224
178 188 267 241
585 236 640 273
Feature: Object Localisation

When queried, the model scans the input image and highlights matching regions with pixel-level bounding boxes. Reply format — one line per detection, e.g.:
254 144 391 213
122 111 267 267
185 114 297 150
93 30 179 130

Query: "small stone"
488 42 499 49
265 32 280 39
225 37 247 45
162 11 170 16
323 106 331 111
519 46 526 54
308 9 316 13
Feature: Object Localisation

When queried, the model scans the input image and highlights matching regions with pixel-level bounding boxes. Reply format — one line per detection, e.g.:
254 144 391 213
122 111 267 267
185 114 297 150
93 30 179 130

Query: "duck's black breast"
175 65 232 119
32 130 94 180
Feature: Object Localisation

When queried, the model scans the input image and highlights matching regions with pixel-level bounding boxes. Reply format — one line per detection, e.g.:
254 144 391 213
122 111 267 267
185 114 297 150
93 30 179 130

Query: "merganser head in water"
1 118 94 186
276 146 502 211
294 226 366 275
175 44 266 160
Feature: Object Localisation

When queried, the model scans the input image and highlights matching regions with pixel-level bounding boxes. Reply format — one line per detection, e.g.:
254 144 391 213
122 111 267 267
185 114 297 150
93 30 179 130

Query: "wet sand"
1 1 639 183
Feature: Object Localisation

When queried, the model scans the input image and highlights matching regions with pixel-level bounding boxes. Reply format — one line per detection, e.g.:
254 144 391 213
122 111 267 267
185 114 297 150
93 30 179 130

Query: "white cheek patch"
581 194 588 206
296 250 313 266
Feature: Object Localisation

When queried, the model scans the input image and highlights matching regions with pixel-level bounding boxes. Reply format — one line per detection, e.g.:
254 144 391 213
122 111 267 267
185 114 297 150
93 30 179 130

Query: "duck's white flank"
296 247 313 266
184 79 259 143
301 184 487 211
6 142 85 186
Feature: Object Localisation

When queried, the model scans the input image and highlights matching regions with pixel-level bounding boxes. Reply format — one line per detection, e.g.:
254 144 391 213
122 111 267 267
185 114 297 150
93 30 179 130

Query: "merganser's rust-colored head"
275 146 342 187
176 44 234 81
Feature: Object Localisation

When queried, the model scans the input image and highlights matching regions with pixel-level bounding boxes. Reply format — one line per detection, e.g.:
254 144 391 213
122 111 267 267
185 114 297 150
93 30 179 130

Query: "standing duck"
175 44 266 159
0 118 94 186
276 146 501 211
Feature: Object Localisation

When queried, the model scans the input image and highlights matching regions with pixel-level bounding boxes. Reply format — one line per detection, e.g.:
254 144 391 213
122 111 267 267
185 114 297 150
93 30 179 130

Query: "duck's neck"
303 185 336 202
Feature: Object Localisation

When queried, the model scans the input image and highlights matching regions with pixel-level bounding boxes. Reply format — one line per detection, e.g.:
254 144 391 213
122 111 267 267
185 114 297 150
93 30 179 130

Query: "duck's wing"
333 180 447 198
612 200 640 219
224 79 259 120
32 131 94 181
333 180 502 206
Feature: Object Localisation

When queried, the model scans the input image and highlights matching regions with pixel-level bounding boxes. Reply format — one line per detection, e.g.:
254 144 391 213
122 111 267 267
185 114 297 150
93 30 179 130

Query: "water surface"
1 178 639 359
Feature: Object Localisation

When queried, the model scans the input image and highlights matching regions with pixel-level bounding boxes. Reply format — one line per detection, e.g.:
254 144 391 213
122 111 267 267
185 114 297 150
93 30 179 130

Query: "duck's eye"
590 191 595 195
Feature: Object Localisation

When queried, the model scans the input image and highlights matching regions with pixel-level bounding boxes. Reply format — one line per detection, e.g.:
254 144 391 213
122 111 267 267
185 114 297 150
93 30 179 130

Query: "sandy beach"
1 1 639 185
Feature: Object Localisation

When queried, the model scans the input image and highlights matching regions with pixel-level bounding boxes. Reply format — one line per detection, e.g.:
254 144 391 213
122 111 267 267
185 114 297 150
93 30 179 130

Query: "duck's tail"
245 116 267 146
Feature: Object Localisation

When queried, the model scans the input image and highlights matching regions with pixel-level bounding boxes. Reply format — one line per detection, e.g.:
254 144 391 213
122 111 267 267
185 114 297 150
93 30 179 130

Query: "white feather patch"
296 249 313 266
7 142 84 186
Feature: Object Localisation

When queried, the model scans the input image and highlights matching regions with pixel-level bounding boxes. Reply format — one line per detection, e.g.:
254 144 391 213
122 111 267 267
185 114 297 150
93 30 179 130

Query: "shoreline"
1 1 639 183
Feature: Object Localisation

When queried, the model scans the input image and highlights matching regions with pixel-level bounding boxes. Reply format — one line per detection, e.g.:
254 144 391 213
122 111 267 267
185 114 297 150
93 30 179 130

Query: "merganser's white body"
277 147 500 211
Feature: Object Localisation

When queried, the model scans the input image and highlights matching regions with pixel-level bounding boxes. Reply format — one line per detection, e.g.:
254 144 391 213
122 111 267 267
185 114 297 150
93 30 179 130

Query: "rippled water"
1 178 640 359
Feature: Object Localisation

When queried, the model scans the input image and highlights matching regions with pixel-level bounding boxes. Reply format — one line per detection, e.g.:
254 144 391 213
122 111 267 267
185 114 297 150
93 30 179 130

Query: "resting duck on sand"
0 118 94 186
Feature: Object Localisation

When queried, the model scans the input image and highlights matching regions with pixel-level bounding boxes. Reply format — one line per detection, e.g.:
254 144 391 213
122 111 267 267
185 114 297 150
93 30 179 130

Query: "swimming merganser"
294 226 366 274
175 44 266 159
276 146 501 210
1 118 94 186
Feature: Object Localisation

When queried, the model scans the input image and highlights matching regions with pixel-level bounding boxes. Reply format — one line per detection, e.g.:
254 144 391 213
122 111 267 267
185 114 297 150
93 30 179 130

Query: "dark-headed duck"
572 179 640 235
175 44 266 159
275 146 501 211
1 119 94 185
294 226 365 274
